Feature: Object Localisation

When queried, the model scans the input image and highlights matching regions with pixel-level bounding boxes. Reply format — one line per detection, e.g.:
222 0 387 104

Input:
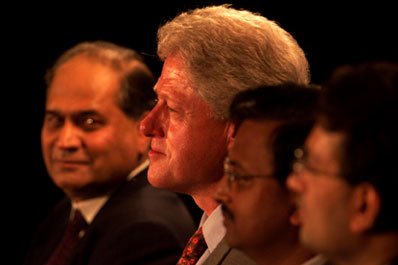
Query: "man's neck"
190 180 222 216
332 233 398 265
249 232 313 265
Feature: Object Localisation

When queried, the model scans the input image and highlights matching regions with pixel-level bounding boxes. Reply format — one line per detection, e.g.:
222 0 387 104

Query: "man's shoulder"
92 170 196 238
79 170 195 261
106 170 192 217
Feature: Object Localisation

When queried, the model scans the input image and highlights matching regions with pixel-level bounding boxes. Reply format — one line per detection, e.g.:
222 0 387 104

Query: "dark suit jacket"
202 238 256 265
24 168 196 265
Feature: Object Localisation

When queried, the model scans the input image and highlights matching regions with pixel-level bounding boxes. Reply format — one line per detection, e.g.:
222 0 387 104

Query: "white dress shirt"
302 255 328 265
193 204 328 265
196 205 226 265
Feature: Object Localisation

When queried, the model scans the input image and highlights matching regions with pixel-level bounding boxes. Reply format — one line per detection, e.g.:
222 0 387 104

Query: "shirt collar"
72 160 149 223
200 205 226 252
72 196 109 224
127 159 149 181
302 255 328 265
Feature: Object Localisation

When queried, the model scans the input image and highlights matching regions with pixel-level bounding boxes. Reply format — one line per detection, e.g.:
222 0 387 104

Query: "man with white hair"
140 5 310 265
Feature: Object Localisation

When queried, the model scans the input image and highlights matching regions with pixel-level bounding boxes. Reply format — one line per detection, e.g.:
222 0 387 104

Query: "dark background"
5 1 397 264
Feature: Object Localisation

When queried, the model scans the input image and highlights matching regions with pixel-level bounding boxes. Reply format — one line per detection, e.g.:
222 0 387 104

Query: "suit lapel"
202 237 256 265
202 238 231 265
66 169 150 265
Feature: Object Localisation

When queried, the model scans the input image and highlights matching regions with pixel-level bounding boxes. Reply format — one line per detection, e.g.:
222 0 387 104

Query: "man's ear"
226 122 237 150
349 183 381 234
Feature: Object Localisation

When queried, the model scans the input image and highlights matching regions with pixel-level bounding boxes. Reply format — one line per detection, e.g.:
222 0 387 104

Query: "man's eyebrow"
44 110 61 116
75 110 100 116
44 110 100 117
155 89 173 102
226 157 244 171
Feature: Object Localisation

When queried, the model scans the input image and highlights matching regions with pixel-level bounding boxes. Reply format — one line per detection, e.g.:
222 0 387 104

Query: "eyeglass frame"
223 156 275 191
292 147 341 178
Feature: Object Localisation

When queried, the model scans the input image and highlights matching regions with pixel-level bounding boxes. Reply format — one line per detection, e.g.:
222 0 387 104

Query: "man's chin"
52 172 87 186
147 168 176 189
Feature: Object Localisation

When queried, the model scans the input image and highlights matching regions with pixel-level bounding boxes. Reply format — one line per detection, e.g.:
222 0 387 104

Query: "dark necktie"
45 209 87 265
177 227 207 265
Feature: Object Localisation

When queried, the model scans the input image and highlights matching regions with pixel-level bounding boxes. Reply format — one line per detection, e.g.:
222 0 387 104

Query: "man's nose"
286 171 304 194
55 122 82 149
214 175 232 204
140 104 165 138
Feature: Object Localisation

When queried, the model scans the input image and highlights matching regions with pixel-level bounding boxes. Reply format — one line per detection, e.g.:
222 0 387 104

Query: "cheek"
96 128 139 158
253 187 292 227
166 121 218 162
230 193 274 245
81 129 124 166
234 191 265 227
41 130 54 151
41 132 59 167
306 188 344 229
167 124 190 151
41 138 50 160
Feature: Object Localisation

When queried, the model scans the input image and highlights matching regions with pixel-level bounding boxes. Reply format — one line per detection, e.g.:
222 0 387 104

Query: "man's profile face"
287 124 354 255
215 120 294 254
140 54 231 194
41 55 147 200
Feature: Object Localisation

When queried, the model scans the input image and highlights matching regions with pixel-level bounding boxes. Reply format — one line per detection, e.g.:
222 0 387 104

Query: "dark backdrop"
5 1 397 264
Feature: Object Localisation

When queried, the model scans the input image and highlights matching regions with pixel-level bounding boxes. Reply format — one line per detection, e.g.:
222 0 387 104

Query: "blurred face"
286 124 354 256
139 54 232 194
214 120 295 254
42 55 148 201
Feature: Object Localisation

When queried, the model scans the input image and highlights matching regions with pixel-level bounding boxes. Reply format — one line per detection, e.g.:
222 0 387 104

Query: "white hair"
157 5 310 119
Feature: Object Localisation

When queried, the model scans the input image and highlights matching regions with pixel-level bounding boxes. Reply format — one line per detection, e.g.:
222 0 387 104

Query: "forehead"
158 55 187 82
47 55 121 111
155 54 192 94
306 124 345 170
230 120 280 172
155 54 214 113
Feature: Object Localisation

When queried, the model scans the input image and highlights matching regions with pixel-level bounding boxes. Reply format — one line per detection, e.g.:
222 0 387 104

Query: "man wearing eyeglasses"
215 84 326 265
287 62 398 265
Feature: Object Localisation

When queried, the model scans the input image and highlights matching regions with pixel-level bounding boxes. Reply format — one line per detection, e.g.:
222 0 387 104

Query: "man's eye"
167 106 177 112
236 175 252 184
44 115 63 129
77 117 103 131
85 118 95 125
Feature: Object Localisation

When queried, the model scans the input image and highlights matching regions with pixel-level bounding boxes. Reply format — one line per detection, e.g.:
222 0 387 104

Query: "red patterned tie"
45 209 87 265
177 227 207 265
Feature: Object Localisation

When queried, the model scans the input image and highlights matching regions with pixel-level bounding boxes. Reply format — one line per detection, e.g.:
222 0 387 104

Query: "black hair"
320 61 398 231
230 83 320 183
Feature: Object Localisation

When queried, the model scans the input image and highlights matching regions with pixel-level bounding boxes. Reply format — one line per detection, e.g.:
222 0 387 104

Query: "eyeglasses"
292 147 340 178
292 147 306 173
223 156 274 191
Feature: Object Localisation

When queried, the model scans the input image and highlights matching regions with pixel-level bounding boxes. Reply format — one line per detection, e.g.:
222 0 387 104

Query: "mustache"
221 203 234 220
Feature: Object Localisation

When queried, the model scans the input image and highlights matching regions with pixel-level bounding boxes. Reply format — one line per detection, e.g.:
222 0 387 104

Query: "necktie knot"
68 209 87 236
177 227 207 265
